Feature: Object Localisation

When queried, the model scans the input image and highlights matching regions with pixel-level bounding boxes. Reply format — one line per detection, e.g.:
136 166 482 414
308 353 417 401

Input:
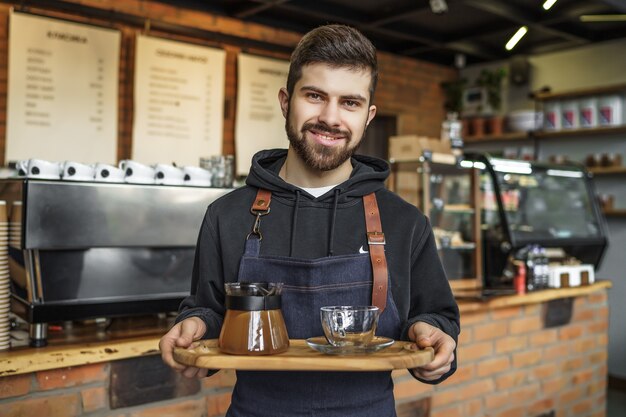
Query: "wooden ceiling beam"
233 0 291 19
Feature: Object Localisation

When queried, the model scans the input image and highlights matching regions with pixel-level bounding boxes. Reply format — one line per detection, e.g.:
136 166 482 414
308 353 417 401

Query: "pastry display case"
390 152 482 291
465 154 608 290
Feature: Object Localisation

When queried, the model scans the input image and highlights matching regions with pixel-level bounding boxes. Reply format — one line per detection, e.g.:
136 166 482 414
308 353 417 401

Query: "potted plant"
476 67 507 135
440 78 468 137
441 78 467 115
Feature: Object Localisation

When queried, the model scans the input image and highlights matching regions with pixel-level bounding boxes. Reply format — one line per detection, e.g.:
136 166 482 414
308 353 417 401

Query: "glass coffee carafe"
218 282 289 355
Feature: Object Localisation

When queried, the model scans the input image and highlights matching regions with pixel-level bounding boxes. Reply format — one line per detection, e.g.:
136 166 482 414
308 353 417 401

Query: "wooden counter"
0 281 612 377
457 280 612 313
0 315 171 377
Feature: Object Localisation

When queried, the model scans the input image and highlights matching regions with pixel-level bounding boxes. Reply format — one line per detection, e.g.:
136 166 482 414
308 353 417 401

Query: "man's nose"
318 101 341 127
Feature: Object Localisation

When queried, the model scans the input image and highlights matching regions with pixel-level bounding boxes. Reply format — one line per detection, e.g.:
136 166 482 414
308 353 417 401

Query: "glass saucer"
306 336 395 355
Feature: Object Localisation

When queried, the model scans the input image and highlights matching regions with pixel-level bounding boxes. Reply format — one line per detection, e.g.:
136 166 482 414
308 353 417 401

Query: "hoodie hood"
245 149 390 204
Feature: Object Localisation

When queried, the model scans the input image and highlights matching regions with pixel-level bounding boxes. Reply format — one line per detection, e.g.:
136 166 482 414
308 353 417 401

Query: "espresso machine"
1 179 231 346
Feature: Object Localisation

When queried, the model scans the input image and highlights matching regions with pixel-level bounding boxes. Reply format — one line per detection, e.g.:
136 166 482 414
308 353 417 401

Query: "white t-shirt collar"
298 184 340 198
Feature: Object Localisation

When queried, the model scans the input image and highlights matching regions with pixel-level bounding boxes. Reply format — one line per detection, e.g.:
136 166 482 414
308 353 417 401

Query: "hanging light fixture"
542 0 558 11
580 14 626 22
506 26 528 51
429 0 448 14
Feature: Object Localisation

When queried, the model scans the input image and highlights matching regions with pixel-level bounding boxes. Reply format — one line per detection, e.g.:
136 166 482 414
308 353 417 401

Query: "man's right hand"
159 316 209 378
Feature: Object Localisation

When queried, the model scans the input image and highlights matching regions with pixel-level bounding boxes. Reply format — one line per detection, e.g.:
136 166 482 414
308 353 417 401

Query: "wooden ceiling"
171 0 626 67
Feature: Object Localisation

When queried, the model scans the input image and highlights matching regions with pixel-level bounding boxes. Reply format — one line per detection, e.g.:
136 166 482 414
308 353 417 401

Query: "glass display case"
467 154 608 290
390 152 482 291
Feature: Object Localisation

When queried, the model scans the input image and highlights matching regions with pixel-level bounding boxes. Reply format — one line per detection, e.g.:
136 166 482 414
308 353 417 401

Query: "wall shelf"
464 125 626 144
533 84 626 101
588 166 626 175
603 209 626 217
534 125 626 139
464 132 530 143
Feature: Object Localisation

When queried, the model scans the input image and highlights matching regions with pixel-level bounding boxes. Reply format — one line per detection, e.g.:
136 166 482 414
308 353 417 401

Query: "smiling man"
160 24 460 417
280 62 376 178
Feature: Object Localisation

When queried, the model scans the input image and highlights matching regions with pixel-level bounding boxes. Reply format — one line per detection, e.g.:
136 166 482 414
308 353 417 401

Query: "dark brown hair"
286 24 378 103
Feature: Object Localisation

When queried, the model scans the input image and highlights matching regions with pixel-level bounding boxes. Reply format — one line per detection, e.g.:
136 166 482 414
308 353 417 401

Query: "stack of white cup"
9 202 22 249
0 201 11 350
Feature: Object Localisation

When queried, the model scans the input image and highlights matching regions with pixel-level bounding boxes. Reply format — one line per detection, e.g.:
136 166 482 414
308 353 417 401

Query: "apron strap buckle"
367 231 386 245
247 209 270 240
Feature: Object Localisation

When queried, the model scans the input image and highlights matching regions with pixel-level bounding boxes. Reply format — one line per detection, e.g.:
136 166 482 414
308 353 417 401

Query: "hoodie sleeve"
175 207 226 340
401 222 460 384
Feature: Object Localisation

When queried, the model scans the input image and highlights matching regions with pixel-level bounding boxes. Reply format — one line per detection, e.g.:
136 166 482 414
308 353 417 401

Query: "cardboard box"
396 188 419 208
548 264 595 288
395 171 420 190
388 135 451 162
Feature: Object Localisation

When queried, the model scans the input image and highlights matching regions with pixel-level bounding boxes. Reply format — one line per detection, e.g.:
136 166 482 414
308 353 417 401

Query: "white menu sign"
235 54 289 175
132 35 226 165
6 11 120 164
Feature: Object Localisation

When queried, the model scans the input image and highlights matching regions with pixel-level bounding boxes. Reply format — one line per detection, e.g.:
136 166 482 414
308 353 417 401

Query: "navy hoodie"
177 149 460 382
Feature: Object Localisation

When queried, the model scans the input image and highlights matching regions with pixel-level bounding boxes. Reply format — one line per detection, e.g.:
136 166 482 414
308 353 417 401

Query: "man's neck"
279 148 352 188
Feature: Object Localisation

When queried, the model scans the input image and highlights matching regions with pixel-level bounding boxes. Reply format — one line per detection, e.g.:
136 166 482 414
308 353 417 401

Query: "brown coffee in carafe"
218 282 289 355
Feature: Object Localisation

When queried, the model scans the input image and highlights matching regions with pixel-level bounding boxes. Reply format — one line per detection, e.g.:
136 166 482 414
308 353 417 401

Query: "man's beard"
285 110 366 172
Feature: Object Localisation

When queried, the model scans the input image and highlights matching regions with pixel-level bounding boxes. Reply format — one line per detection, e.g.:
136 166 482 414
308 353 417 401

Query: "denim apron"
226 190 402 417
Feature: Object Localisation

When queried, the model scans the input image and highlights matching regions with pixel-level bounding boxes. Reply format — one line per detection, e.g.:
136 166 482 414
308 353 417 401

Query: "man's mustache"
301 122 351 140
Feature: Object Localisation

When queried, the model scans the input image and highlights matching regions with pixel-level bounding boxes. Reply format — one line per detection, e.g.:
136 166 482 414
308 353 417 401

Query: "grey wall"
462 38 626 379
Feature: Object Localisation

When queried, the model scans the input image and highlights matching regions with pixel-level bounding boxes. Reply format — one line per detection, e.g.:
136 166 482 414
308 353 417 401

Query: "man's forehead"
297 63 372 96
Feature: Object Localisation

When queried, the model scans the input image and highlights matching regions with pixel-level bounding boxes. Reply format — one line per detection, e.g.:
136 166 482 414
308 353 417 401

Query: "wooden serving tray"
173 339 434 371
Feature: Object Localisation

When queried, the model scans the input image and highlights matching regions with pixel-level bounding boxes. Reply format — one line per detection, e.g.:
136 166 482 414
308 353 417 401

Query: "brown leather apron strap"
252 189 272 212
248 189 272 240
363 193 388 313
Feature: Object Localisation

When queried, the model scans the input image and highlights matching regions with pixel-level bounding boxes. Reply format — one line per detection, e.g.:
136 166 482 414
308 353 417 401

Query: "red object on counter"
515 262 526 295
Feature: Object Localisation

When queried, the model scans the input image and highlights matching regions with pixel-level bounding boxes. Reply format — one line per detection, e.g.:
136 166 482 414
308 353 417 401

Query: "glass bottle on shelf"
441 112 464 156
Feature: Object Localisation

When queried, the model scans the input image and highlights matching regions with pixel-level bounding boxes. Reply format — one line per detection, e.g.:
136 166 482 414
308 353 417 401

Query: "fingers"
177 317 206 348
159 324 187 372
412 362 452 380
412 346 454 380
419 337 456 372
409 321 457 381
160 317 207 373
410 321 437 348
182 366 205 379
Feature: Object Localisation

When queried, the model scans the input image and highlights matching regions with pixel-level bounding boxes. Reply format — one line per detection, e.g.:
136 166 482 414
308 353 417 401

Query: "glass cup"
320 306 380 347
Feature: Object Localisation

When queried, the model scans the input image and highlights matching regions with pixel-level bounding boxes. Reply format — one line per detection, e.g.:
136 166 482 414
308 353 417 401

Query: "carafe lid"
225 294 281 311
224 282 283 311
224 282 283 296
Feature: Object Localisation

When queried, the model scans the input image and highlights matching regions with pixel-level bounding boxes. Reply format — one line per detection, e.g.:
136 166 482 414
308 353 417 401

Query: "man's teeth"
318 133 338 140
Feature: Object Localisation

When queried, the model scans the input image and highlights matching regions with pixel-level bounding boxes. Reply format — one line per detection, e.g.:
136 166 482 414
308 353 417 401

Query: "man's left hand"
408 321 456 381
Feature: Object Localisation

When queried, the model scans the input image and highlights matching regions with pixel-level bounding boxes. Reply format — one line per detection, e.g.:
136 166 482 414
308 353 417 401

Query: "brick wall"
0 0 455 164
0 291 608 417
393 291 608 417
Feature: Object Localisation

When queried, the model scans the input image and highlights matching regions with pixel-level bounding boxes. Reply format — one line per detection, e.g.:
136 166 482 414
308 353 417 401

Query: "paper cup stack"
9 201 21 249
0 201 11 350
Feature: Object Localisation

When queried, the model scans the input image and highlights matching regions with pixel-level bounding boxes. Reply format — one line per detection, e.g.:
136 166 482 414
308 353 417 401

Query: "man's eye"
307 93 321 100
344 100 359 108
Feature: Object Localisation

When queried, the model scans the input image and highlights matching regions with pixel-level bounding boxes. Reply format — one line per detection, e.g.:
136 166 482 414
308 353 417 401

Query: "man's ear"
366 104 377 127
278 87 290 118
